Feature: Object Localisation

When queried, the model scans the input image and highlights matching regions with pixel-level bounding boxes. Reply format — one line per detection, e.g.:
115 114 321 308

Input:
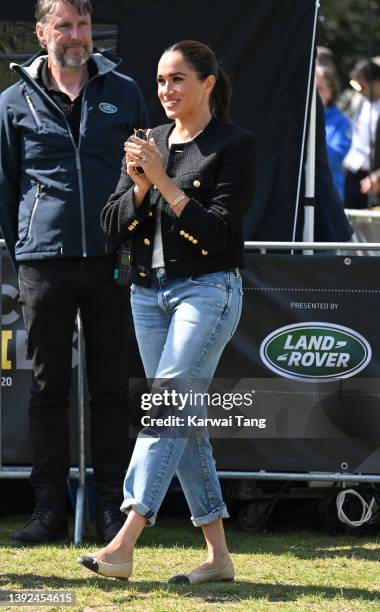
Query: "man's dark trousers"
18 255 130 511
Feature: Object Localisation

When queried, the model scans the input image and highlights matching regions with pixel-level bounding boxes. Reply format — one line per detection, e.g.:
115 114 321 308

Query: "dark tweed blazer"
101 116 258 286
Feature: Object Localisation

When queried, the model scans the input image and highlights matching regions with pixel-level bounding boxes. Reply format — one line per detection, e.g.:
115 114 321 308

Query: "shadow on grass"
227 536 380 563
2 573 380 604
2 516 380 565
136 523 380 563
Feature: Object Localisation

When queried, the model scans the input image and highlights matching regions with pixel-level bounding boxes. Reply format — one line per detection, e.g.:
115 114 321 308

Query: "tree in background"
0 22 38 90
318 0 380 86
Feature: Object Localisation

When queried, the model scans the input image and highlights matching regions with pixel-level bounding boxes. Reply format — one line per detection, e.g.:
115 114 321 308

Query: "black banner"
2 1 351 242
117 0 316 240
212 253 380 473
3 251 380 474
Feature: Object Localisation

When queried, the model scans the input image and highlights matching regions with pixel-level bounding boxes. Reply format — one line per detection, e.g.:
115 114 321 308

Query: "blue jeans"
121 268 243 526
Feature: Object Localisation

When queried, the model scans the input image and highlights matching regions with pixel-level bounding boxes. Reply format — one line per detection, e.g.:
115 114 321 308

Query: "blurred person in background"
316 65 352 202
338 56 380 120
310 48 352 243
356 57 380 204
316 46 336 70
343 58 380 209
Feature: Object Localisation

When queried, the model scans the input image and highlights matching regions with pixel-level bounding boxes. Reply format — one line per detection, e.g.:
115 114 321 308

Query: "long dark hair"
164 40 232 121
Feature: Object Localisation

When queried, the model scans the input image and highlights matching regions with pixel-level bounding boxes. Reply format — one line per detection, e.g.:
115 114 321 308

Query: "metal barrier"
346 209 380 256
1 238 380 543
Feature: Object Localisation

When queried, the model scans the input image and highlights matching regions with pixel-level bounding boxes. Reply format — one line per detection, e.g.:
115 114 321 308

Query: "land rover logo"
260 322 371 381
99 102 118 114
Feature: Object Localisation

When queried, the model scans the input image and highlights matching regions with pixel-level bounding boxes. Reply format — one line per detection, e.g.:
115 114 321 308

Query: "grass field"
1 514 380 611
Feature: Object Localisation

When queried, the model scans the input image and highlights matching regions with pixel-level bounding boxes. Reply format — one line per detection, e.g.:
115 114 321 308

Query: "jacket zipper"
27 183 41 238
16 67 101 258
75 78 96 259
75 150 87 255
24 92 42 129
73 73 101 257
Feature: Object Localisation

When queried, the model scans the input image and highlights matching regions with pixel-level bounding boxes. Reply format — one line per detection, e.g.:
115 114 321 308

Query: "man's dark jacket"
0 49 149 267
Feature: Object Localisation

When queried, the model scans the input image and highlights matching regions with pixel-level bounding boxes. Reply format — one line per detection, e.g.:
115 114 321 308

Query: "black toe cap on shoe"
168 574 190 585
77 556 99 574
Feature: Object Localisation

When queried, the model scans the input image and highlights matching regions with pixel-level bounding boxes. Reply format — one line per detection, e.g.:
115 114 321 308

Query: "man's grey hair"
35 0 93 23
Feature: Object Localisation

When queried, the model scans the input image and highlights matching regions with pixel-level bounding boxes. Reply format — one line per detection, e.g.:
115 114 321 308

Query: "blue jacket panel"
0 50 149 267
314 94 353 242
325 105 352 201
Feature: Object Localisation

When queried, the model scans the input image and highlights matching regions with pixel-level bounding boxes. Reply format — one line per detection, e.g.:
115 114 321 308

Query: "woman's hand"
125 134 189 215
123 140 152 192
125 135 168 188
360 172 380 195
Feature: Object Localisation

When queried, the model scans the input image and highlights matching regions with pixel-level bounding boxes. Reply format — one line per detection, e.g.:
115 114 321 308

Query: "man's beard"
47 40 93 70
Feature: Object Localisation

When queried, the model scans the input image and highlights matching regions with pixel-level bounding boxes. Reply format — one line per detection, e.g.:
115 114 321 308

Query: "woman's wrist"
170 196 188 216
155 177 189 216
154 175 173 194
133 184 149 207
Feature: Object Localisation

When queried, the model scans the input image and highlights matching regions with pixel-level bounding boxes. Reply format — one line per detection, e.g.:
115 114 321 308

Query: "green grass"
1 515 380 611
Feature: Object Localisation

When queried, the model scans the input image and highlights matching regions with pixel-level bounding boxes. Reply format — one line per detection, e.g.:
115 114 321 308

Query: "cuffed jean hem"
190 503 229 527
120 498 156 527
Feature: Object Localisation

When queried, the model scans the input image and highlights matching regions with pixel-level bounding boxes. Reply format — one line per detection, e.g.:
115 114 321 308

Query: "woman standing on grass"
78 39 257 584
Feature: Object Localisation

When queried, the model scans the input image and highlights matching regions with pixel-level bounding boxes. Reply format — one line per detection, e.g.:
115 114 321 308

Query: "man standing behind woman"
78 40 257 584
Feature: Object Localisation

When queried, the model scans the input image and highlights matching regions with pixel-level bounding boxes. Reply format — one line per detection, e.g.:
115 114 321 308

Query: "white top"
344 98 380 172
151 201 165 268
151 124 209 269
